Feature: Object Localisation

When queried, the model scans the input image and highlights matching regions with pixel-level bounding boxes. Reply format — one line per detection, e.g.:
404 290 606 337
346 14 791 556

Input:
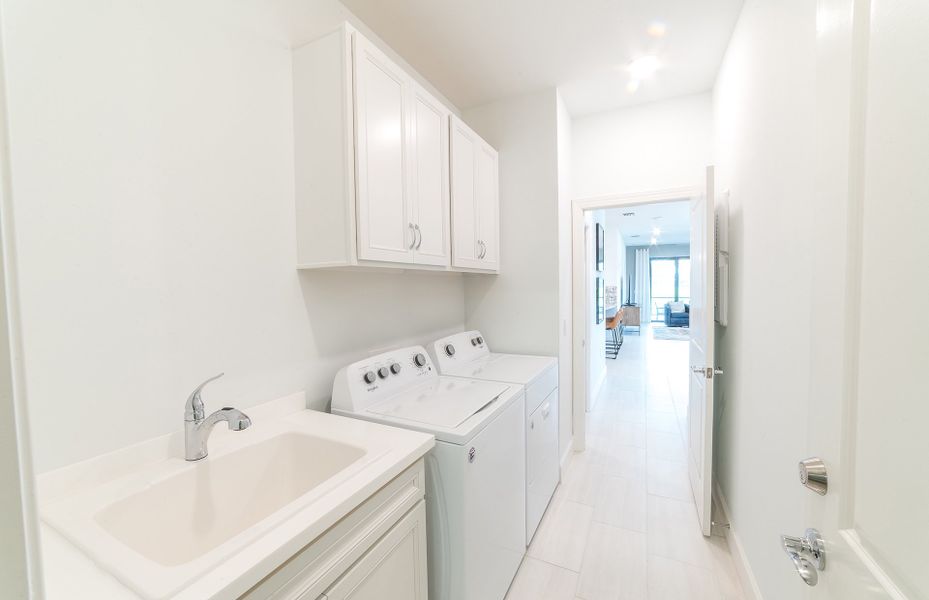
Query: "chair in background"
664 302 690 327
605 310 623 359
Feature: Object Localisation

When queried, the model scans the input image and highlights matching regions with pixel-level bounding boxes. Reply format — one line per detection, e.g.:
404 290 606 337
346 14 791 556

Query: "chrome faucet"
184 373 251 461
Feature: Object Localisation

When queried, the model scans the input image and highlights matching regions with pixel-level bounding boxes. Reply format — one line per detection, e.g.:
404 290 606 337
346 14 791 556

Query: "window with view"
649 257 690 321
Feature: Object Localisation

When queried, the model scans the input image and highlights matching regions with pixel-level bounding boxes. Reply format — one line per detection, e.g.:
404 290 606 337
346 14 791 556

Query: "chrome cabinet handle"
781 528 825 586
477 240 486 259
414 224 422 249
408 223 416 250
541 402 551 419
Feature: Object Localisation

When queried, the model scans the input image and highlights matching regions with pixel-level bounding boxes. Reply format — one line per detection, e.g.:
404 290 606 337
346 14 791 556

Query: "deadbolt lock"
799 457 828 495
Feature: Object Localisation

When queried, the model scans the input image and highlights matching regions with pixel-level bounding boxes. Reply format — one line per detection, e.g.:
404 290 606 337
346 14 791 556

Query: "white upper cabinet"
450 115 499 272
292 24 493 273
354 35 413 264
408 83 451 267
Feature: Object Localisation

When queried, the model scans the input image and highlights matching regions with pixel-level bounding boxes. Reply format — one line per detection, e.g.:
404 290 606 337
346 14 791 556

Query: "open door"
791 1 928 596
687 166 715 537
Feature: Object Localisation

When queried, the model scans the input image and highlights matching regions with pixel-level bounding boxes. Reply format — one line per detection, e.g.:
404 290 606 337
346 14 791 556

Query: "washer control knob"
445 344 456 357
413 353 427 367
471 337 479 346
390 362 402 375
377 367 390 379
476 336 484 345
363 371 377 384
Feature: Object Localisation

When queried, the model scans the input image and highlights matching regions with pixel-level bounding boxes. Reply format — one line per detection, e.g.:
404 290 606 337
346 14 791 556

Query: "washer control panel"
331 345 437 413
431 330 491 372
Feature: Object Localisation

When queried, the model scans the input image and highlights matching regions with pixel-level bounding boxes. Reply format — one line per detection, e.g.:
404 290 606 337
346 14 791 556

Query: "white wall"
556 92 574 462
572 93 713 199
586 211 606 404
603 211 627 303
461 90 560 358
2 0 467 473
712 1 817 597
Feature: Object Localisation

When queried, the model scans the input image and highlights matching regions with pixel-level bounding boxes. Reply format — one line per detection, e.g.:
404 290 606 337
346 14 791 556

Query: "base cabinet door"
318 502 428 600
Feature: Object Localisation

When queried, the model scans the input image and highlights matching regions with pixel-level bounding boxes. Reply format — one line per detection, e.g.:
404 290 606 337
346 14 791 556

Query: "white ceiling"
607 200 691 245
339 0 744 116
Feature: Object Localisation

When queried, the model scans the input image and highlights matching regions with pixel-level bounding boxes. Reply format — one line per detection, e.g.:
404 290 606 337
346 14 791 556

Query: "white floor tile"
591 475 647 532
576 522 646 600
647 495 714 569
647 555 721 600
646 457 692 501
509 324 745 600
528 494 594 572
505 557 579 600
646 430 687 462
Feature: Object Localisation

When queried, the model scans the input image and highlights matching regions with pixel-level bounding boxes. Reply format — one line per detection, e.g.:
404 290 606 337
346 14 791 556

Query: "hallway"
506 326 745 600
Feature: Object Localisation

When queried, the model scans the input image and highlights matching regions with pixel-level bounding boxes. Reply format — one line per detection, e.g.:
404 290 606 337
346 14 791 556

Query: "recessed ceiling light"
647 21 667 38
650 237 658 245
622 212 636 217
652 226 662 236
626 79 640 94
630 234 641 238
628 55 661 80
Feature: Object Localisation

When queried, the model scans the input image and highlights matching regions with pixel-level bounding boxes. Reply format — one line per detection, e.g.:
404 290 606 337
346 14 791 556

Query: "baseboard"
713 483 764 600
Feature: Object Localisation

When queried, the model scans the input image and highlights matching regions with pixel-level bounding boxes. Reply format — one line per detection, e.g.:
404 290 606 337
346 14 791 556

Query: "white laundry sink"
95 432 365 567
38 400 433 600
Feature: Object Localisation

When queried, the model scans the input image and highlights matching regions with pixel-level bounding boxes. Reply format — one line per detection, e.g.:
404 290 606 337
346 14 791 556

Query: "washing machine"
430 330 559 545
331 345 526 600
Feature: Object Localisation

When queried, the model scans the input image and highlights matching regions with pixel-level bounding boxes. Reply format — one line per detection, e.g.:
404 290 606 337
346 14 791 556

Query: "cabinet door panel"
450 117 481 268
354 36 412 263
475 142 499 270
410 85 450 266
320 502 427 600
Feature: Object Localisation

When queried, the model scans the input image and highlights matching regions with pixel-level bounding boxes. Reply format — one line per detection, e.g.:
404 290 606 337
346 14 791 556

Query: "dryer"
430 331 559 545
331 346 526 600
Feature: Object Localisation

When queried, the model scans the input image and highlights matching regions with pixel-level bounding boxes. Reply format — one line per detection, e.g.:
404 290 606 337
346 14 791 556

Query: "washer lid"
367 378 509 429
440 353 556 385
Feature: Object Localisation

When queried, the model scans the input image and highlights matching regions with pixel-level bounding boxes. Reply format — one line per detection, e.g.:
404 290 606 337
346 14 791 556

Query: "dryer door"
461 394 526 600
526 388 560 544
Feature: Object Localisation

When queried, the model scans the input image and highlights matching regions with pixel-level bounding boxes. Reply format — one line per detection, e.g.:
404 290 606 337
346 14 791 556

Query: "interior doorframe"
571 186 702 453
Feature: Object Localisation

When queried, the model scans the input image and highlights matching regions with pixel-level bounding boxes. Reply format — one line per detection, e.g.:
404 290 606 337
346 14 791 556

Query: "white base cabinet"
319 502 427 600
292 23 496 274
241 461 427 600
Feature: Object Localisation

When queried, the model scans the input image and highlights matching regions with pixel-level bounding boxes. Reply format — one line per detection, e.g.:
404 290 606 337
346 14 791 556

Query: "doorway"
571 167 718 536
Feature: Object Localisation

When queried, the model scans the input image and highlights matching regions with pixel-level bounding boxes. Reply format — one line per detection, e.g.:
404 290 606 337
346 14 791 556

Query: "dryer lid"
367 378 510 429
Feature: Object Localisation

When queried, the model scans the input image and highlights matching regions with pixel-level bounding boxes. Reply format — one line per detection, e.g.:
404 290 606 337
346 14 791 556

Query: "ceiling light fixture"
627 55 661 80
647 21 667 38
650 236 658 246
652 226 662 236
626 79 640 94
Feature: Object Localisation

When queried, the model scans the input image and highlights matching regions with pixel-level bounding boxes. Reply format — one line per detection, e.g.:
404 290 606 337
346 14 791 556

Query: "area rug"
652 326 690 341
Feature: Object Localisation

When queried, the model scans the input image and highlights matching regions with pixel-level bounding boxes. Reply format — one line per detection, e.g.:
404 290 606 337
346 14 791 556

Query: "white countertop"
38 392 434 600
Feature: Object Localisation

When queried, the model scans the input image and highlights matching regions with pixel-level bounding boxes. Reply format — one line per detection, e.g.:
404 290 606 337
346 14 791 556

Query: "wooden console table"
620 305 641 331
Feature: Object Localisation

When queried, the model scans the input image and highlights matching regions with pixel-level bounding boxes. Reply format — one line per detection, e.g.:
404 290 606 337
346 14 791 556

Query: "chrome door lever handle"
780 529 825 586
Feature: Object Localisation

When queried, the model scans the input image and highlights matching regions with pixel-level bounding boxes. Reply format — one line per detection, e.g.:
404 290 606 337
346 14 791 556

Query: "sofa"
664 302 690 327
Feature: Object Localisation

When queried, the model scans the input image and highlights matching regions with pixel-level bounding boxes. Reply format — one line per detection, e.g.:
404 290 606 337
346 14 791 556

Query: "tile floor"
506 325 745 600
